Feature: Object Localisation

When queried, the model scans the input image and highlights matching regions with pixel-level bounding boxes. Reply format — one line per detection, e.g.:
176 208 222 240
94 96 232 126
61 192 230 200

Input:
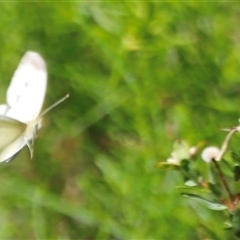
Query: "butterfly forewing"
6 51 47 123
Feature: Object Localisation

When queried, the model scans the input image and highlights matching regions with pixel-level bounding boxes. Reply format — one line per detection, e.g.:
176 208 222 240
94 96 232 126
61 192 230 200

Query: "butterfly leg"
26 140 34 159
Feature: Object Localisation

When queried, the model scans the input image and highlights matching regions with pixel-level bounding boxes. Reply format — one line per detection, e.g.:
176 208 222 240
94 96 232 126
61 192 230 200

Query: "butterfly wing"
0 115 26 162
5 51 47 123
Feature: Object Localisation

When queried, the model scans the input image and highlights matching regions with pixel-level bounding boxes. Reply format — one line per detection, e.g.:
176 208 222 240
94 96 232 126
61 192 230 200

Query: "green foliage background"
0 2 239 239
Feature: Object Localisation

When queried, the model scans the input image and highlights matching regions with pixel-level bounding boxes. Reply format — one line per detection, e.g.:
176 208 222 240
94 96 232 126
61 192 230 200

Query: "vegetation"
0 2 240 239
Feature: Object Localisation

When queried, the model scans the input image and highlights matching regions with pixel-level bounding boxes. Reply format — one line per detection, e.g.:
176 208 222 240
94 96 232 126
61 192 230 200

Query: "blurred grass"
0 2 239 239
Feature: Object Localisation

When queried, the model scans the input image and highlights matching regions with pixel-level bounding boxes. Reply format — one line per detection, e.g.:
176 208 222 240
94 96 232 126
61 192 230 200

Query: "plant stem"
212 158 235 204
216 127 237 161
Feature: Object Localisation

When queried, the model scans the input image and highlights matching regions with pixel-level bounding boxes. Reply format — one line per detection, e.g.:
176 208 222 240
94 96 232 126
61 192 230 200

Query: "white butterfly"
0 51 68 162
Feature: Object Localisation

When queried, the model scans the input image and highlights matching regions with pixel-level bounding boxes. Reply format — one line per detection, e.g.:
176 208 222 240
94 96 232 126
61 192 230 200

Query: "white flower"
166 152 179 164
201 146 220 162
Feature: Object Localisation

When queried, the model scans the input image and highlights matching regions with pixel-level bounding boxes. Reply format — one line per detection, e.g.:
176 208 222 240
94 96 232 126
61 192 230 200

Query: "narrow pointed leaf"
181 193 228 211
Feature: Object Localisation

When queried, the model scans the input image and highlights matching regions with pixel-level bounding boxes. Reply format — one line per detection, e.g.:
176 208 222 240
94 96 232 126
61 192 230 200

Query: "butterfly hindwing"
0 115 26 162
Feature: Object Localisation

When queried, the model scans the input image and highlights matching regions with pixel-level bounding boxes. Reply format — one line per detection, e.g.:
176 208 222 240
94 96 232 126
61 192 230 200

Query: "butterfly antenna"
40 94 69 117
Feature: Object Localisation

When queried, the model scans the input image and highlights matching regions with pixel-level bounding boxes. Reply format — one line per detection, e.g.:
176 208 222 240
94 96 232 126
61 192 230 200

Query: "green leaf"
176 184 209 193
156 162 180 170
232 208 240 237
181 193 228 211
234 165 240 182
224 221 232 230
208 182 222 198
231 150 240 165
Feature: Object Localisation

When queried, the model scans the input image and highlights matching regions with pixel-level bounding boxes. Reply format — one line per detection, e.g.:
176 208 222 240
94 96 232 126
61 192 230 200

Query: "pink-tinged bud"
201 146 220 162
189 146 197 156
